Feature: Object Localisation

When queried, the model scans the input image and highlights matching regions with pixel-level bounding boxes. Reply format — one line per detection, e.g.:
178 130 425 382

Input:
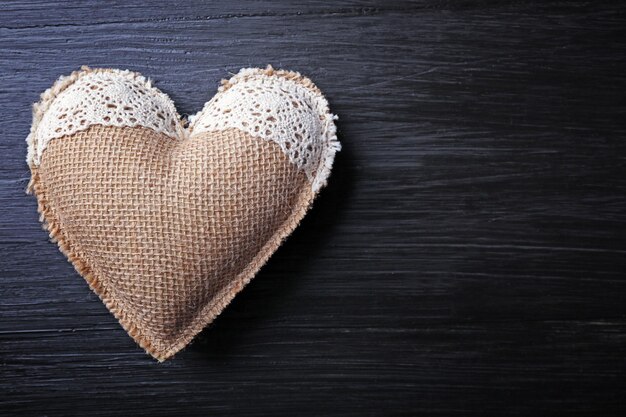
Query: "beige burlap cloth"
27 67 338 360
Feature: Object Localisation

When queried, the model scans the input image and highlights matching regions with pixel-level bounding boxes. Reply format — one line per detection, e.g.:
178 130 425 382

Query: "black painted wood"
1 1 626 415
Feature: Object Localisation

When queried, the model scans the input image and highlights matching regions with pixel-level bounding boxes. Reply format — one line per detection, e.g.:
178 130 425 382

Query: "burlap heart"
26 66 339 360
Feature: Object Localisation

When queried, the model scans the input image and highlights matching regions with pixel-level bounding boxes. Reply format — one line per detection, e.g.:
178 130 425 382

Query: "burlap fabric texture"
26 66 339 360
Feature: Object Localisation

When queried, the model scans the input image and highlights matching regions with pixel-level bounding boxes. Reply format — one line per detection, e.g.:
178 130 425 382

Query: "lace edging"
190 66 340 193
26 66 184 167
27 66 339 193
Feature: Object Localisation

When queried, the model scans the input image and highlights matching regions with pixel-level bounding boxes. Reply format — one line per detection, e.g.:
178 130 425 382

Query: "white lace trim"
190 68 340 192
27 68 184 165
27 67 340 193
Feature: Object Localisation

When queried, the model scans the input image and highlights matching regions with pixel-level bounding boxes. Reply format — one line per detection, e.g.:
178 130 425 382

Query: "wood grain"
1 1 625 415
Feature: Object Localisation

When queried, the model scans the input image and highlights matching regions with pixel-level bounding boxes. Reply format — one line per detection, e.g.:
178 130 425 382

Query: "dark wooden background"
1 1 626 415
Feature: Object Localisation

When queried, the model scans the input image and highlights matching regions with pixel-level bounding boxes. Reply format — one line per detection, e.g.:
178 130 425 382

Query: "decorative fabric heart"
26 66 339 361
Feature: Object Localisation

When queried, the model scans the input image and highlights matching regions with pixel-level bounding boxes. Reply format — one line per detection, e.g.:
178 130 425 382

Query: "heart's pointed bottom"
31 179 315 361
29 144 315 361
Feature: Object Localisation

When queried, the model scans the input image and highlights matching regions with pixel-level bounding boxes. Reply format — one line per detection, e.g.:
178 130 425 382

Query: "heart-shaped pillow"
26 66 339 361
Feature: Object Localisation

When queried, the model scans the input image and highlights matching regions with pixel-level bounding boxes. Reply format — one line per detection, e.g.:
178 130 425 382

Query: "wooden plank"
1 1 625 415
